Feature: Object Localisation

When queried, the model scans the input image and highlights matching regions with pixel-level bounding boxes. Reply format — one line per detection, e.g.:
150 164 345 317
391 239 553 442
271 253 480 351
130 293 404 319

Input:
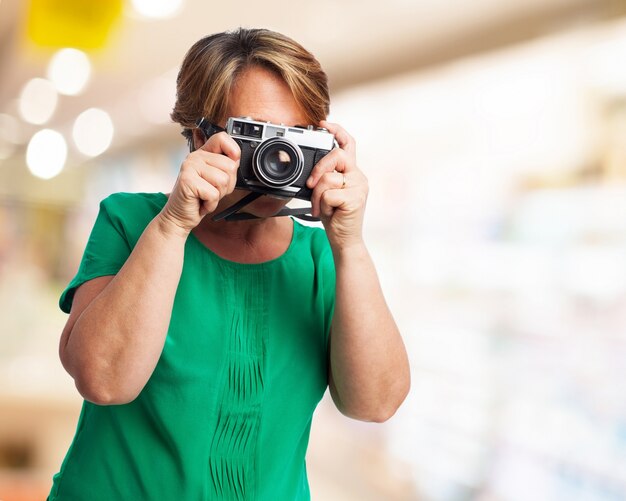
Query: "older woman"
48 28 410 500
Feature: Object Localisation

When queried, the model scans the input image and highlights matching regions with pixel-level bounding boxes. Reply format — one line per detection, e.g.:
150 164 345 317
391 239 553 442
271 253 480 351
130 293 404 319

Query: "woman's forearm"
61 215 188 405
329 242 410 422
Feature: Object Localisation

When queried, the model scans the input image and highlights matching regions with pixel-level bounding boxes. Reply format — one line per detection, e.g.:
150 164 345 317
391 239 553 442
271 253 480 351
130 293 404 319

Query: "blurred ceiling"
0 0 624 199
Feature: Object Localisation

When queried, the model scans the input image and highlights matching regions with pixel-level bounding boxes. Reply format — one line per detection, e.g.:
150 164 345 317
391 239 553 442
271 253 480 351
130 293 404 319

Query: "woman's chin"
246 195 290 218
215 190 290 219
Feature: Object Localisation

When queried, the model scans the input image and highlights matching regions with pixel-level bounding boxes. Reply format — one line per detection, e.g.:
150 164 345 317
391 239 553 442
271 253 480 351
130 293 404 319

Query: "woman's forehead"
226 66 309 127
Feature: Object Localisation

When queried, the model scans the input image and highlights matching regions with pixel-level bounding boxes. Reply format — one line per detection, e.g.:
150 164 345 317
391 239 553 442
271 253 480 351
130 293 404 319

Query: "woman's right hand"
159 132 241 235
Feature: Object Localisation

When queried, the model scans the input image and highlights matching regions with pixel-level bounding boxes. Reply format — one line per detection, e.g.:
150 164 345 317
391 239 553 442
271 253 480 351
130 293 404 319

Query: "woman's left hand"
306 121 369 250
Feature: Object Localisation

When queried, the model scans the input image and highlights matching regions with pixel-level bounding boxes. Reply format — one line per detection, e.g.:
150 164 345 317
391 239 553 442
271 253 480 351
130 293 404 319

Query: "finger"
180 155 234 198
306 148 349 189
195 181 221 216
320 121 355 155
175 169 220 214
192 151 238 191
196 163 234 198
201 131 241 161
319 188 348 218
310 171 345 217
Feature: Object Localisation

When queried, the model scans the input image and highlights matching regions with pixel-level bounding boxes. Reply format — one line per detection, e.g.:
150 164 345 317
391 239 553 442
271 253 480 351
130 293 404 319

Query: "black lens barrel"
253 138 303 188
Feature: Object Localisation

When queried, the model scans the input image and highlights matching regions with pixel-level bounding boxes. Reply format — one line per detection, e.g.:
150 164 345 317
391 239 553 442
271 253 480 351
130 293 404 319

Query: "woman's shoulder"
101 191 167 213
293 220 332 257
97 192 167 237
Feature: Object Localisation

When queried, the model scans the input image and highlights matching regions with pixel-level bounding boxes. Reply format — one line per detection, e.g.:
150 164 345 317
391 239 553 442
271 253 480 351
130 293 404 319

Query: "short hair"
171 28 330 136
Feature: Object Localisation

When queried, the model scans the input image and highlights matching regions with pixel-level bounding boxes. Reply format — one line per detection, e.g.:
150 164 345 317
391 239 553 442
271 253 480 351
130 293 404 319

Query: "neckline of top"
156 192 299 268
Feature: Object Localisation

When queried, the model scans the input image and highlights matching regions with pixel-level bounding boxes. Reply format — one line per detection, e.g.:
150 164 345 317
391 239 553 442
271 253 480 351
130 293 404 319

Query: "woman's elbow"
344 401 402 423
61 347 141 405
75 377 140 406
338 378 411 423
369 386 411 423
367 409 397 424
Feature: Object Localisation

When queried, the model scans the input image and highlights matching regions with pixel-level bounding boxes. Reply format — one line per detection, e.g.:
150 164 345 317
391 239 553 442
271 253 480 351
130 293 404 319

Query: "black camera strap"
182 118 225 151
221 207 319 222
212 192 261 221
212 192 319 222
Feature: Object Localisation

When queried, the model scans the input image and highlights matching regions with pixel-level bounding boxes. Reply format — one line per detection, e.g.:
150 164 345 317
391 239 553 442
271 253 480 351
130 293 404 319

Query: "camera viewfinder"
243 122 263 138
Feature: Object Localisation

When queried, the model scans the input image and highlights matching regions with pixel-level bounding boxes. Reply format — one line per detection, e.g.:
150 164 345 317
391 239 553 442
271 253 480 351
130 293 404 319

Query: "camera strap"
212 192 261 221
212 192 319 222
183 118 225 151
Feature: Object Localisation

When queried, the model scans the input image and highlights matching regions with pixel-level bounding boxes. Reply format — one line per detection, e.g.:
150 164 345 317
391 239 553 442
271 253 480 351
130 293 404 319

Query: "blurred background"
2 0 626 499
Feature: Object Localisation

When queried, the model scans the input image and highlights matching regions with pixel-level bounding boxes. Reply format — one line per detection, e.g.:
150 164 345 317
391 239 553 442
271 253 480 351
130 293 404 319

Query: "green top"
49 192 335 501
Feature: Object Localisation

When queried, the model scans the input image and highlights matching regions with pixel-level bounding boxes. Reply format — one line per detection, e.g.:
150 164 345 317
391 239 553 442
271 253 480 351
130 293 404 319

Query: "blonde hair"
171 28 330 135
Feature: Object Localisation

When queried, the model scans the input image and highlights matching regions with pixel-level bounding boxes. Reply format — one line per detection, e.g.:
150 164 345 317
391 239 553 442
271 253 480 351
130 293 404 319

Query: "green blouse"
49 192 335 501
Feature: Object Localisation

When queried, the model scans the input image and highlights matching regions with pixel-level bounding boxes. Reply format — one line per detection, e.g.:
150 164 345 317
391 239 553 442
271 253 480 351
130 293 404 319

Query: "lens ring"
252 138 304 188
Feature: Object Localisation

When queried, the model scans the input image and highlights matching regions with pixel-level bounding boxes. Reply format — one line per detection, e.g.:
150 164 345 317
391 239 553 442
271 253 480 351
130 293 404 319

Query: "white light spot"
73 108 114 157
47 48 92 96
26 129 67 179
18 78 58 125
131 0 183 19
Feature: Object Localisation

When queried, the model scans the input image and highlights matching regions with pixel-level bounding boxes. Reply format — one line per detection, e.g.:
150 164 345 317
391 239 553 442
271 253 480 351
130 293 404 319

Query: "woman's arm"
60 132 240 405
328 242 409 422
308 121 410 422
59 217 187 405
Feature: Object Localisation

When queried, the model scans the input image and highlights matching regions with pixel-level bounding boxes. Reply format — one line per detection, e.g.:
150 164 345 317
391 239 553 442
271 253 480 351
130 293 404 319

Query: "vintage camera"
225 117 335 200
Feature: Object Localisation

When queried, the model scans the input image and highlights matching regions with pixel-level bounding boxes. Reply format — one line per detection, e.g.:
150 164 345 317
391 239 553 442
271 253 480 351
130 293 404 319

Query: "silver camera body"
226 116 335 200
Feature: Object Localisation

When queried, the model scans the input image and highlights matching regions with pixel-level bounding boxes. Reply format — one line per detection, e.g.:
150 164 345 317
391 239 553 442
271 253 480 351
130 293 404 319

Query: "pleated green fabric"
48 192 335 501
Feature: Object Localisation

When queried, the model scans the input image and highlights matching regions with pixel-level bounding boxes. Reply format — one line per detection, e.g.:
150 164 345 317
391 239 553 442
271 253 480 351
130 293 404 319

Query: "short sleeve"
320 244 336 343
308 226 336 344
59 197 132 313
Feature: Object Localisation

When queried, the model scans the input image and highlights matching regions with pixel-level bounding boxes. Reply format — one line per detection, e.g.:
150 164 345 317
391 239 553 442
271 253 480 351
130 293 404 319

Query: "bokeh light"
131 0 183 19
47 48 92 96
18 78 58 125
72 108 114 157
26 129 67 179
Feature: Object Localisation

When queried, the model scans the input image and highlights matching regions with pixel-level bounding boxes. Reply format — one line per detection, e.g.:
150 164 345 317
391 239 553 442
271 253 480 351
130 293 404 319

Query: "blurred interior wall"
2 4 626 501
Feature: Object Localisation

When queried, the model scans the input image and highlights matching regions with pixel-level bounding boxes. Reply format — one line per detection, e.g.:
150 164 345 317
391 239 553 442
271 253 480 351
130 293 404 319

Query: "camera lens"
253 138 303 188
265 148 293 176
